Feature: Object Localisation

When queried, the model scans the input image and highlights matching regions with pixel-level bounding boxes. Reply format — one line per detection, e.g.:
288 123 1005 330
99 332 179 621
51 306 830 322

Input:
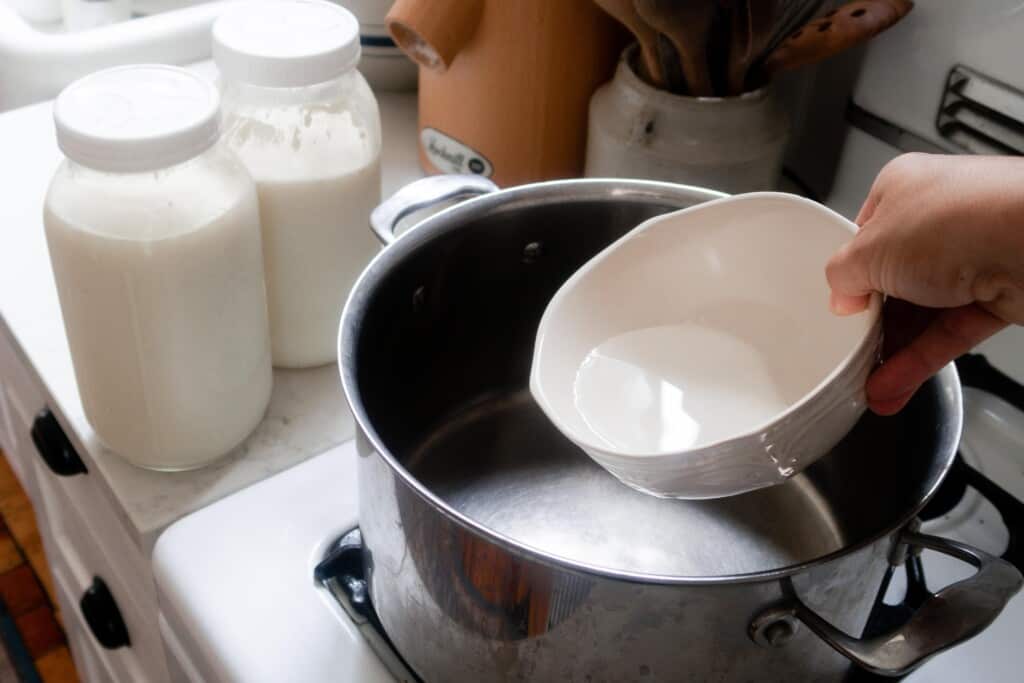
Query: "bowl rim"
529 191 884 462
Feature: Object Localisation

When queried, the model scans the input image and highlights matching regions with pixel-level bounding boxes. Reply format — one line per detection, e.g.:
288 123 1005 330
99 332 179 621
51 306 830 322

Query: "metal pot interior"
341 179 959 580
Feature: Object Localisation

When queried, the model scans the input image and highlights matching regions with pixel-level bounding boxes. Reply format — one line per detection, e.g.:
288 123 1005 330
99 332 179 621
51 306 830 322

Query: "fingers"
827 155 910 315
826 240 875 313
866 303 1007 415
854 188 881 227
853 153 903 226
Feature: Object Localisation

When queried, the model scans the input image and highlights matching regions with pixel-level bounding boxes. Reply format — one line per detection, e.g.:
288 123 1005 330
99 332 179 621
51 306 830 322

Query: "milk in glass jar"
44 65 273 471
214 0 383 368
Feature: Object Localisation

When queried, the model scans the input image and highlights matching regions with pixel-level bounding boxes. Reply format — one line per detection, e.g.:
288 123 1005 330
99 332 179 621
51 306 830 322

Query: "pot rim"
338 177 963 586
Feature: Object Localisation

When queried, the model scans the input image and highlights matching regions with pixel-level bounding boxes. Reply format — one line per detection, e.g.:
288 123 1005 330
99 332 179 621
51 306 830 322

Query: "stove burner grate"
315 528 421 683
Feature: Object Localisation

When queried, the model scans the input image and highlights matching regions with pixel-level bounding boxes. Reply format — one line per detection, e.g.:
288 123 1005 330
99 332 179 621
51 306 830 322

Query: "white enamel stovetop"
153 379 1024 683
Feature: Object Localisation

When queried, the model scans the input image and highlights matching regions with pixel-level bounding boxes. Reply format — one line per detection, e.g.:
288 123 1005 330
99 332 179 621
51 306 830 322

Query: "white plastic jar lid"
54 65 221 174
212 0 361 89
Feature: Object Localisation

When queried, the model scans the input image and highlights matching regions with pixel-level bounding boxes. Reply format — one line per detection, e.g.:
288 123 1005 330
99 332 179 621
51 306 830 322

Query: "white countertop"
0 61 423 553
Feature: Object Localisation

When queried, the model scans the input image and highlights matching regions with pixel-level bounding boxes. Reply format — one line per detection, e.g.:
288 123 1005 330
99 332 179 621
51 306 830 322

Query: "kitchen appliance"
334 175 1018 680
383 0 626 186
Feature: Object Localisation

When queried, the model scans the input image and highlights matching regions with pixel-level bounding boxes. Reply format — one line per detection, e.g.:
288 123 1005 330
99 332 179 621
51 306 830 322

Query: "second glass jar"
214 0 383 368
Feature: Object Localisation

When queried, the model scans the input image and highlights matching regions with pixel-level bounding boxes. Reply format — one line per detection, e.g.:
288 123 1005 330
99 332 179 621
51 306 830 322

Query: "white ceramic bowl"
530 192 881 499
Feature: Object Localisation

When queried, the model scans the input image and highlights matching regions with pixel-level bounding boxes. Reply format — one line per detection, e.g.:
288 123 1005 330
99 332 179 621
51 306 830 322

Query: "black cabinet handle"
80 577 130 649
30 408 86 476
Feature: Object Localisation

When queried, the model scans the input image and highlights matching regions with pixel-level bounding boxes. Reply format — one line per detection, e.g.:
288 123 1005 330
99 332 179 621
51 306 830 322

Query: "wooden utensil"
727 0 778 94
761 0 913 76
759 0 826 62
594 0 666 87
635 0 716 97
656 33 687 94
706 0 738 96
724 0 750 94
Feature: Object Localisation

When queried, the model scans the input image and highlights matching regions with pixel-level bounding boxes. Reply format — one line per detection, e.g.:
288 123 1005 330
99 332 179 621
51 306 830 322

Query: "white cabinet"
0 323 170 683
0 325 41 497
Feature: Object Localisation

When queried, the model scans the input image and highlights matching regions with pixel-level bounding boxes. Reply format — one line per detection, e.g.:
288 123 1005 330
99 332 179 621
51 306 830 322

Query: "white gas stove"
152 360 1024 682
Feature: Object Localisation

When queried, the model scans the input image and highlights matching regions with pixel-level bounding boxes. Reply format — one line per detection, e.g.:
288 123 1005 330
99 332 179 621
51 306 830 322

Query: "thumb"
826 239 875 316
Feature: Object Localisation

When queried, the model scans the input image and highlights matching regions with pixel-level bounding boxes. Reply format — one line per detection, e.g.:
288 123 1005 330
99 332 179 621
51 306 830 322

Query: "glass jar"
44 65 272 471
214 0 383 368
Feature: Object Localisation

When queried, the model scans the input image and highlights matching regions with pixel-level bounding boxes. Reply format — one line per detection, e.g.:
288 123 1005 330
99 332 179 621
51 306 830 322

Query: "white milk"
223 102 381 367
572 322 797 453
215 1 383 368
44 148 273 470
257 164 380 368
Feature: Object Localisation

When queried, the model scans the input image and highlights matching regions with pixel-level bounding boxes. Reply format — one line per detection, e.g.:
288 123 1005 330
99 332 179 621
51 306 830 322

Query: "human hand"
826 153 1024 415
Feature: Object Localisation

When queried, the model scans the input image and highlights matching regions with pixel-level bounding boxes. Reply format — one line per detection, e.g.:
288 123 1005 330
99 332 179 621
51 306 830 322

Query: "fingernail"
829 291 868 316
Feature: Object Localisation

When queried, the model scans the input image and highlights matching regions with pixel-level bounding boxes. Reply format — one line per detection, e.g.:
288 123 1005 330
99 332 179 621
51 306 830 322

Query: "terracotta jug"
387 0 625 187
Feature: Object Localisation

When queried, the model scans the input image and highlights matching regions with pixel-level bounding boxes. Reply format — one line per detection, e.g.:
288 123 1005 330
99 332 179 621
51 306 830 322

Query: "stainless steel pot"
339 175 1022 682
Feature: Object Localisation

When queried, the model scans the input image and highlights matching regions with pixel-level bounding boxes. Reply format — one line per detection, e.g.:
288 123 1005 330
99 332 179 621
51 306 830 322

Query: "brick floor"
0 452 78 682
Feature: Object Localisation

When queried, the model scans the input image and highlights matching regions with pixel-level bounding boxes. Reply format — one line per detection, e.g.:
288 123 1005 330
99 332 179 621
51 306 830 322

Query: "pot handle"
370 174 499 246
760 530 1023 677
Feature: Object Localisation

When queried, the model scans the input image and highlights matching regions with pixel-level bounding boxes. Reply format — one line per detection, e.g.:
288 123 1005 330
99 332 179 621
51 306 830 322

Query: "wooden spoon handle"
762 0 913 76
638 41 667 87
674 36 714 97
726 0 752 95
634 0 715 97
593 0 666 87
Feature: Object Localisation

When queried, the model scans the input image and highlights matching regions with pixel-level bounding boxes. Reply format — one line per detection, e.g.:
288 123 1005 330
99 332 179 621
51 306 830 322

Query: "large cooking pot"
339 175 1022 682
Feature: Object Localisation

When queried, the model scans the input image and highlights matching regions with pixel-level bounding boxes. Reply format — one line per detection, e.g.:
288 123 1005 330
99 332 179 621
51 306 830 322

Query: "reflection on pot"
397 444 594 640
